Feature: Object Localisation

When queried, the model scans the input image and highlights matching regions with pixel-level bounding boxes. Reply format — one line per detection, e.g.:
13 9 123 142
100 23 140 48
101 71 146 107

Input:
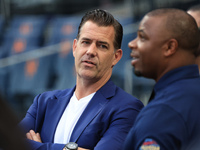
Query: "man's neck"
75 76 110 100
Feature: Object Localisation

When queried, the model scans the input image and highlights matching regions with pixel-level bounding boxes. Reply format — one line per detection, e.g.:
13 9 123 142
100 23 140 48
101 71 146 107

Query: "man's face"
73 21 122 82
128 15 170 80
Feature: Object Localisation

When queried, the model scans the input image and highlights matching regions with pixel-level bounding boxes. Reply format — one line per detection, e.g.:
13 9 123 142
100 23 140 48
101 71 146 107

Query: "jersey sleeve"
127 104 188 150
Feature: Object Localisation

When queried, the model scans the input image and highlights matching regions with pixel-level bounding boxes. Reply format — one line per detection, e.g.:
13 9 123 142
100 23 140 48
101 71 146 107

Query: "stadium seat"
8 15 47 38
118 16 135 26
7 52 55 117
46 15 81 45
44 15 79 90
1 15 47 58
111 32 137 89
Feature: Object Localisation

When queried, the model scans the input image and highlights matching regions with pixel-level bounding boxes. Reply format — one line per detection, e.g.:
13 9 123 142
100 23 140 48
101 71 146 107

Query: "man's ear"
72 39 77 57
164 39 178 57
112 49 123 68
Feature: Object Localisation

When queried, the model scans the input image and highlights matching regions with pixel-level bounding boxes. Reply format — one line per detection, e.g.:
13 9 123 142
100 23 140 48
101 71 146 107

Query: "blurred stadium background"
0 0 199 119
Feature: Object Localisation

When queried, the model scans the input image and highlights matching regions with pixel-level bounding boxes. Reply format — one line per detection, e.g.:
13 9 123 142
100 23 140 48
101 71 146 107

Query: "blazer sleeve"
20 90 59 132
25 139 65 150
19 94 41 133
19 94 67 150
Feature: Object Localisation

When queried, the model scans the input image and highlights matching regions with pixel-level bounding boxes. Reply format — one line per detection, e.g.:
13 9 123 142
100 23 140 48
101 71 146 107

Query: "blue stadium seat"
52 47 76 90
118 16 135 26
44 15 80 90
1 15 47 58
46 38 76 90
46 15 81 45
7 15 47 38
111 32 137 89
7 52 55 117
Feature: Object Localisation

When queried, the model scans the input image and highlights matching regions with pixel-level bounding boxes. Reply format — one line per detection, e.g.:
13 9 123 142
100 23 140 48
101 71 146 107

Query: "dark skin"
128 15 196 82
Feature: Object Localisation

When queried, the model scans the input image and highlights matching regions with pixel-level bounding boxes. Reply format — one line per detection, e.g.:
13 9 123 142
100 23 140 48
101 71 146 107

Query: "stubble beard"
133 69 142 77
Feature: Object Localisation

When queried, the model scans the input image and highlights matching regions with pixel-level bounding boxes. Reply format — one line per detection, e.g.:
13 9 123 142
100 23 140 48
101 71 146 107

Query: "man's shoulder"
115 86 139 100
111 86 144 109
41 88 72 97
34 88 73 103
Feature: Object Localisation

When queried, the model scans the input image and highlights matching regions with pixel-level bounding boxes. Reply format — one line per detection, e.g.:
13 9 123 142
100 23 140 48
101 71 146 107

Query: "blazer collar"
97 79 117 99
46 87 75 142
53 79 116 99
70 79 117 142
47 80 116 142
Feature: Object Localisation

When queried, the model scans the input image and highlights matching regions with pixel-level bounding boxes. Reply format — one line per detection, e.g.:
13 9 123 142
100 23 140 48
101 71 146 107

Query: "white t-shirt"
54 92 95 144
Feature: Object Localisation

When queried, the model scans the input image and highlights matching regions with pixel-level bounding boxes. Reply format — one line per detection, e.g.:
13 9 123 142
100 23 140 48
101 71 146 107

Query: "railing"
0 22 140 68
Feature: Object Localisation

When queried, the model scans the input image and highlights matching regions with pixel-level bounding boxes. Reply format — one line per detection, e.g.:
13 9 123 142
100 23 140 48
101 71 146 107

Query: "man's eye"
100 44 108 49
82 41 90 44
138 34 146 41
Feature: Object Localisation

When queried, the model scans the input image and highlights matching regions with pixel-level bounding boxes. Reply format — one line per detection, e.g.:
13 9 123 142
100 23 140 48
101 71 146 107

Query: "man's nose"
128 38 137 49
86 43 97 56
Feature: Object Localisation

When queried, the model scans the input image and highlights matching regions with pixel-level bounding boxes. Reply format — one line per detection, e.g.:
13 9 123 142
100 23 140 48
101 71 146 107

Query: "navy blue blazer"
20 80 144 150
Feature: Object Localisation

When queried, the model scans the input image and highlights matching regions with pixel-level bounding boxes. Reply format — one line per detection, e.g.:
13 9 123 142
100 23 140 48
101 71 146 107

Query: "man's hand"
26 130 42 143
26 130 89 150
78 148 89 150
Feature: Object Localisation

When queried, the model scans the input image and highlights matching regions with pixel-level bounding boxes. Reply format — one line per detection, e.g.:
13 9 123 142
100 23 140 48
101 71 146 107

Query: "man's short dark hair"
147 8 200 55
77 9 123 50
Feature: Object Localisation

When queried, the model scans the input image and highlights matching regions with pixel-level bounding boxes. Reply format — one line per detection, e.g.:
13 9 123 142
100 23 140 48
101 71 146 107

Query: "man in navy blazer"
20 9 144 150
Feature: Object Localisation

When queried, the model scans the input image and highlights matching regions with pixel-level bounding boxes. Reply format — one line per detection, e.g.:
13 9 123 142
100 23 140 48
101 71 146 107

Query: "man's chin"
134 69 142 77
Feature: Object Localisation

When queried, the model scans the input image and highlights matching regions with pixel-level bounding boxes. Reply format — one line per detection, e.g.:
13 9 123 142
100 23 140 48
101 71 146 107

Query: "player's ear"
112 49 123 67
164 39 178 57
73 39 77 57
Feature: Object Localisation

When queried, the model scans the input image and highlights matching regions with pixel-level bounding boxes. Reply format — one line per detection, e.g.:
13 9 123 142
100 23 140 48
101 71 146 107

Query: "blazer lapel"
70 80 116 142
44 88 75 142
